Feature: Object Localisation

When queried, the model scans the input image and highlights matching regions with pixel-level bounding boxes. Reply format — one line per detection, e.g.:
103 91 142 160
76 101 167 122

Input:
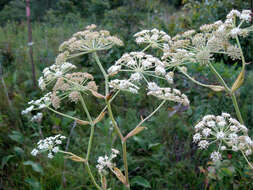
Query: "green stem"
208 62 244 124
79 94 102 189
122 141 130 190
208 63 230 93
106 100 124 141
85 163 103 190
47 106 86 123
235 36 246 70
177 66 224 91
231 93 244 124
79 94 95 160
136 100 166 128
93 52 109 96
241 151 253 170
141 44 151 52
93 52 130 188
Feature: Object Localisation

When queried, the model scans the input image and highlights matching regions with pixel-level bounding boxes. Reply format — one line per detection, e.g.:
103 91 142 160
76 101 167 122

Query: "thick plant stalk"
208 62 244 124
79 94 102 190
93 52 130 189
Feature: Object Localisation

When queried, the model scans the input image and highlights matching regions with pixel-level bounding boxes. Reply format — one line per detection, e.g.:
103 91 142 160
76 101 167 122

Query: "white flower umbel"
162 9 252 67
31 134 66 159
109 79 139 94
193 113 253 162
21 92 52 115
59 24 123 56
108 52 166 80
134 28 171 49
147 82 190 106
39 62 76 90
96 148 120 175
31 112 43 123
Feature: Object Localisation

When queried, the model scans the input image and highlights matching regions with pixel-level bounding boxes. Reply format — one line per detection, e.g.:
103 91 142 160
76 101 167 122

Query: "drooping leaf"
1 155 14 169
131 176 151 188
23 161 44 174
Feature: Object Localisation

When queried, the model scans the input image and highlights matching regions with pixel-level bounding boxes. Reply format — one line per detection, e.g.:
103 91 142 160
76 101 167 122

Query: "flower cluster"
38 62 76 90
109 79 139 94
58 24 123 56
108 52 166 77
162 9 252 66
51 72 97 108
21 92 52 115
147 82 190 106
31 134 66 159
193 113 253 162
134 28 171 49
96 148 120 175
31 112 43 123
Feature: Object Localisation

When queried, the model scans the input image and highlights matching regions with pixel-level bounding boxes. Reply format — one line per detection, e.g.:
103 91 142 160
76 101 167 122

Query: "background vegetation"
0 0 253 189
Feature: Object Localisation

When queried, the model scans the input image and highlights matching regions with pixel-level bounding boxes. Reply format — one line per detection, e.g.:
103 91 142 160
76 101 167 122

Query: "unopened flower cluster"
51 72 97 109
31 134 66 159
38 62 76 91
193 113 253 162
96 148 120 175
59 24 123 56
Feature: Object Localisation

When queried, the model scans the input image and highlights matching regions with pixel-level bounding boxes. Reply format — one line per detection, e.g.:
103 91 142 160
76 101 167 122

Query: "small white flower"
216 131 225 139
48 153 54 159
230 28 241 37
31 149 39 156
202 128 211 137
198 140 209 149
220 146 226 151
207 121 216 128
210 151 221 162
193 133 202 142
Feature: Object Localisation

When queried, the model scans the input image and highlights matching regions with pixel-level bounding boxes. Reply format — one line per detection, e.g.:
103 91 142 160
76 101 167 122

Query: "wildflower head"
96 148 120 175
147 82 190 106
134 28 171 49
193 113 252 162
31 134 66 159
58 24 123 56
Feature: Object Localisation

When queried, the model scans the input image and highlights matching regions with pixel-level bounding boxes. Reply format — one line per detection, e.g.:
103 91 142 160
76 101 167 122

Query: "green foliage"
0 0 253 189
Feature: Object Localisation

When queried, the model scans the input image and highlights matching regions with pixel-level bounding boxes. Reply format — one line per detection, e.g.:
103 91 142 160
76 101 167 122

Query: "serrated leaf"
23 161 44 174
131 176 151 188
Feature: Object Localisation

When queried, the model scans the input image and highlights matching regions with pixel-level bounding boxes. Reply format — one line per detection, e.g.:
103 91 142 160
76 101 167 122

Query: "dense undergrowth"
0 0 253 189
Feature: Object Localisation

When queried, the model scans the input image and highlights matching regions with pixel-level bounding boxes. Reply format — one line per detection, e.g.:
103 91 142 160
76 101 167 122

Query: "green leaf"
8 131 24 144
25 178 42 190
1 155 14 169
14 146 24 156
148 143 161 151
23 161 44 175
131 176 151 188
